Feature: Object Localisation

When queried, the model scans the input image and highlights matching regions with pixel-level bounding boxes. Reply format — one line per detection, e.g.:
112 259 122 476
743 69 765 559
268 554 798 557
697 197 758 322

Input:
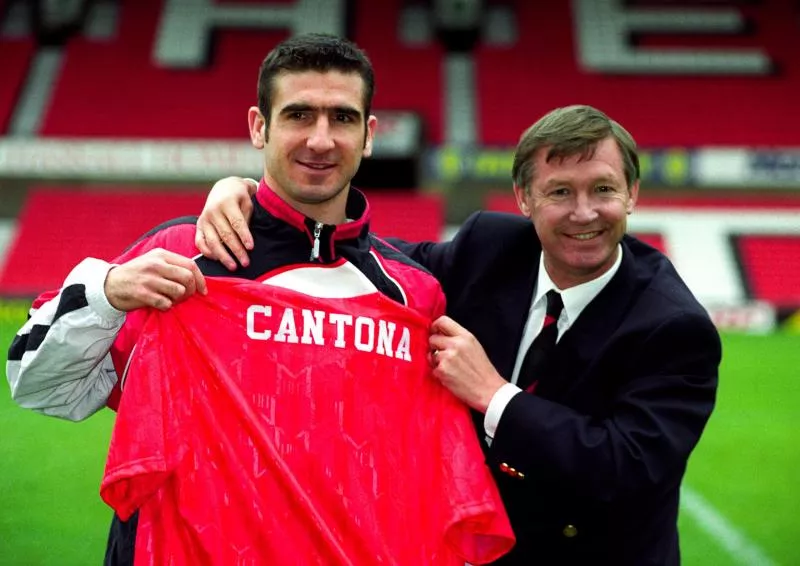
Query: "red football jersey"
101 276 514 565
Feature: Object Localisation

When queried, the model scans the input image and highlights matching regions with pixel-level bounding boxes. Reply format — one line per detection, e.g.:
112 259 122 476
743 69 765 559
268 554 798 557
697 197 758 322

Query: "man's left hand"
429 316 508 413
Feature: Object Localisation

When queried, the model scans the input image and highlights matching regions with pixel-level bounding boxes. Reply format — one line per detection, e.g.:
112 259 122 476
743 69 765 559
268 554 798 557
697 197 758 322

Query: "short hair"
257 33 375 128
511 105 640 192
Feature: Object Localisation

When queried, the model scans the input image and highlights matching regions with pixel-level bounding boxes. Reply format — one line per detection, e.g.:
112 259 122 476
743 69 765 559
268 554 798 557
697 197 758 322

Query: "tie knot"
545 290 564 319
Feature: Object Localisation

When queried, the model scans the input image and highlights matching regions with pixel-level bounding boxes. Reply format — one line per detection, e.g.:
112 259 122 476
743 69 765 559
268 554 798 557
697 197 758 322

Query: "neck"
292 198 348 225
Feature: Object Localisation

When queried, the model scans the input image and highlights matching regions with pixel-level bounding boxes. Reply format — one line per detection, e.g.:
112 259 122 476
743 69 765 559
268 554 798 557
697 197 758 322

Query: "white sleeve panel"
6 258 126 421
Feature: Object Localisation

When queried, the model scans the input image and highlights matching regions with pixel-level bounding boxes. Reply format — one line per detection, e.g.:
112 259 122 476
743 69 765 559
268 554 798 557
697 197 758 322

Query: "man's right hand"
195 176 258 271
105 249 207 312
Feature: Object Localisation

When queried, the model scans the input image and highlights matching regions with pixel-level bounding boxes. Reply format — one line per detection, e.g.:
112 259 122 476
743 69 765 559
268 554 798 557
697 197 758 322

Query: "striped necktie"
517 290 564 393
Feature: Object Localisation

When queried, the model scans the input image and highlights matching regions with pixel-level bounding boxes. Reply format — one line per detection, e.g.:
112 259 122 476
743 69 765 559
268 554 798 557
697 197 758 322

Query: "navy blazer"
393 211 720 566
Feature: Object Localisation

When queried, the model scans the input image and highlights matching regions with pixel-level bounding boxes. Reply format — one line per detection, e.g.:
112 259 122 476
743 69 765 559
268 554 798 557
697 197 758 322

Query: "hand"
195 176 258 271
105 249 207 312
429 315 508 413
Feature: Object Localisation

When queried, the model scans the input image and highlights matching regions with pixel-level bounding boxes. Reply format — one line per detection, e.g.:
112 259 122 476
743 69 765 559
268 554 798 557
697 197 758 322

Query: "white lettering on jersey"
328 313 354 348
301 310 326 345
354 317 375 352
376 320 396 357
274 308 300 344
247 305 272 340
246 305 414 362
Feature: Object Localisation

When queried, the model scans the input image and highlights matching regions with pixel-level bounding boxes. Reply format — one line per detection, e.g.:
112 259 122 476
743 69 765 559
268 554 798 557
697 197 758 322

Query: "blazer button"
499 463 510 473
562 524 578 538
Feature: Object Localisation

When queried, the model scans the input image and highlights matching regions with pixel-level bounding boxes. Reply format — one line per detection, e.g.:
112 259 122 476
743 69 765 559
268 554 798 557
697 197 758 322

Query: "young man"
193 105 722 565
7 34 513 565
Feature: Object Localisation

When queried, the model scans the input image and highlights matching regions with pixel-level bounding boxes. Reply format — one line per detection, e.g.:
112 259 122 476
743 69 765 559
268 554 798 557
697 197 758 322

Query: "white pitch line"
681 485 778 566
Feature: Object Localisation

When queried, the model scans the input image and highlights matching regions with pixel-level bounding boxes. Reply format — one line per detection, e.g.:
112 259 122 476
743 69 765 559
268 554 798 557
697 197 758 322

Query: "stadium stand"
0 187 444 296
735 236 800 308
0 38 35 133
37 0 445 142
352 0 445 143
39 3 289 138
474 1 800 146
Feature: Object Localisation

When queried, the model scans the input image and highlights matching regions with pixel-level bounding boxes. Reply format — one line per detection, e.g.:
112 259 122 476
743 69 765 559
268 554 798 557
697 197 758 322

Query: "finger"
427 349 438 367
195 226 213 258
217 202 252 267
428 334 451 354
149 277 187 302
200 217 239 271
431 315 465 336
162 256 206 297
230 199 254 250
191 264 207 295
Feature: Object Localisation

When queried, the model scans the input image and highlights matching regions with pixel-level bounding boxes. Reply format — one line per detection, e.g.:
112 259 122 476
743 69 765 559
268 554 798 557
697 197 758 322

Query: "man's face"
513 136 638 289
249 70 377 221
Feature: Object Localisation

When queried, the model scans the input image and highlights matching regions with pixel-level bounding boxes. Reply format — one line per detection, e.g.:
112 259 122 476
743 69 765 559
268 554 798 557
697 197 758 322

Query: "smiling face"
248 70 377 224
514 136 639 289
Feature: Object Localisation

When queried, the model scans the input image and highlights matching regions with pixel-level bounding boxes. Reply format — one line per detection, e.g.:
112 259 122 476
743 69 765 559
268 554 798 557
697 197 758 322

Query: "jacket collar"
255 178 371 240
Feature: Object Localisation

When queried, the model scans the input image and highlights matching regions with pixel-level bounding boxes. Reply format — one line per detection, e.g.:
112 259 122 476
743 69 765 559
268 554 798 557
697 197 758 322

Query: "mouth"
297 160 336 172
567 231 602 241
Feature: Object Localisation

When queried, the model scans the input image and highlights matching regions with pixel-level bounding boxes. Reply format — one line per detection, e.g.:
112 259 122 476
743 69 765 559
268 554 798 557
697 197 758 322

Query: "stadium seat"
351 0 445 143
39 2 288 138
473 1 799 147
735 235 800 308
38 0 444 142
0 38 35 133
0 187 444 296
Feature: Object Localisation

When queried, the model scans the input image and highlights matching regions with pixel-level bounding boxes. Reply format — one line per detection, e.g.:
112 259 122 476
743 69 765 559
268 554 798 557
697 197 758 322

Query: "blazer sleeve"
385 211 483 297
488 310 721 502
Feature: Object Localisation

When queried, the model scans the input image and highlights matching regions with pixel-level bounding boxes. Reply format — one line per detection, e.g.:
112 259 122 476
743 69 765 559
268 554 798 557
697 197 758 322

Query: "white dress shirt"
483 245 624 440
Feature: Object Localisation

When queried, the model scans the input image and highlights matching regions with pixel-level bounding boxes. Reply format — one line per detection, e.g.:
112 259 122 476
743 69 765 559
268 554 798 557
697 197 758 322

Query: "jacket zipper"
310 221 323 261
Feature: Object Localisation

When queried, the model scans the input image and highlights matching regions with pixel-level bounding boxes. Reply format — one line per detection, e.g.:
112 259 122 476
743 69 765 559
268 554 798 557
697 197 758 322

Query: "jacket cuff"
65 257 126 324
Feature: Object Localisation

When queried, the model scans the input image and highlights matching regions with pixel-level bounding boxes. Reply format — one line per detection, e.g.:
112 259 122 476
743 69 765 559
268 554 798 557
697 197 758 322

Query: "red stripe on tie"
543 314 557 327
526 381 538 394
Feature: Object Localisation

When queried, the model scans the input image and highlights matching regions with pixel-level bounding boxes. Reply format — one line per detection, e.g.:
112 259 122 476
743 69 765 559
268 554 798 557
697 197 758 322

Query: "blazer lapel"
491 260 538 379
535 242 641 399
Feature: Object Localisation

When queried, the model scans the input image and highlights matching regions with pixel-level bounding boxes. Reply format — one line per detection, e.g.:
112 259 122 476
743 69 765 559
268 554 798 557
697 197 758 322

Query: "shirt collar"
534 244 623 326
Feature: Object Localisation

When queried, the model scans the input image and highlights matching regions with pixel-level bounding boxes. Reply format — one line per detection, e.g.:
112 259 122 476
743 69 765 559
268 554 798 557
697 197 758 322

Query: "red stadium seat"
38 0 444 142
351 0 445 143
0 187 444 296
474 2 800 147
0 38 35 133
735 235 800 308
40 2 289 138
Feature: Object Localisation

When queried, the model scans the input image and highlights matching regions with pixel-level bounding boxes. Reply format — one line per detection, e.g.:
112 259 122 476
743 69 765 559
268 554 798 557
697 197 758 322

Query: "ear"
362 114 378 157
248 106 266 149
512 184 531 217
626 180 640 214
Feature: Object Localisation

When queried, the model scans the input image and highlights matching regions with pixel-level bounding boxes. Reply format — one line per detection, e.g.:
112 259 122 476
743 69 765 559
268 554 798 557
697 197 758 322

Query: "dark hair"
257 33 375 129
512 105 640 192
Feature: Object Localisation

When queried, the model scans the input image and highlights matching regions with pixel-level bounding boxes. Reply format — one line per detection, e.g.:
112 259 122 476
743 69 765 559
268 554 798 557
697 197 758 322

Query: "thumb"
431 315 464 336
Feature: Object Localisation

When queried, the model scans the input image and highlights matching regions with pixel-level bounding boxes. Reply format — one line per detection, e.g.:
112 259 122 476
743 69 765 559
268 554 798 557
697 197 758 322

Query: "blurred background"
0 0 798 564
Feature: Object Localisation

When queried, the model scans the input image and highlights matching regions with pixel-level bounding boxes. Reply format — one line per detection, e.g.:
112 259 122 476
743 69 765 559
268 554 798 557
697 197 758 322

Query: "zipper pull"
310 221 322 261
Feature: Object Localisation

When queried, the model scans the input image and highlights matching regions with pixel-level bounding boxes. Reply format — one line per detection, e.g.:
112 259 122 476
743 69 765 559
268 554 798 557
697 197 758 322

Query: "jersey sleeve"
100 310 188 521
5 221 199 421
6 258 126 421
438 393 516 563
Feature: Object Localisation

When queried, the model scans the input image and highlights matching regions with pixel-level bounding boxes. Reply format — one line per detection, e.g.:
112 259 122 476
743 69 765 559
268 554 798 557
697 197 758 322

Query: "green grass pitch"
0 302 797 565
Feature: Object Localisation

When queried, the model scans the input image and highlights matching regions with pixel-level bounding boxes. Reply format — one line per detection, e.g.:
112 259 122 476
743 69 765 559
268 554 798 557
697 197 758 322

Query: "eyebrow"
545 175 621 188
280 103 363 120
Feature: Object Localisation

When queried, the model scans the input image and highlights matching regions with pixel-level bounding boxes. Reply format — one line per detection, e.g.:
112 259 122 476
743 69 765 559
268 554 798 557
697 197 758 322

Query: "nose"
570 193 599 223
307 116 335 152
